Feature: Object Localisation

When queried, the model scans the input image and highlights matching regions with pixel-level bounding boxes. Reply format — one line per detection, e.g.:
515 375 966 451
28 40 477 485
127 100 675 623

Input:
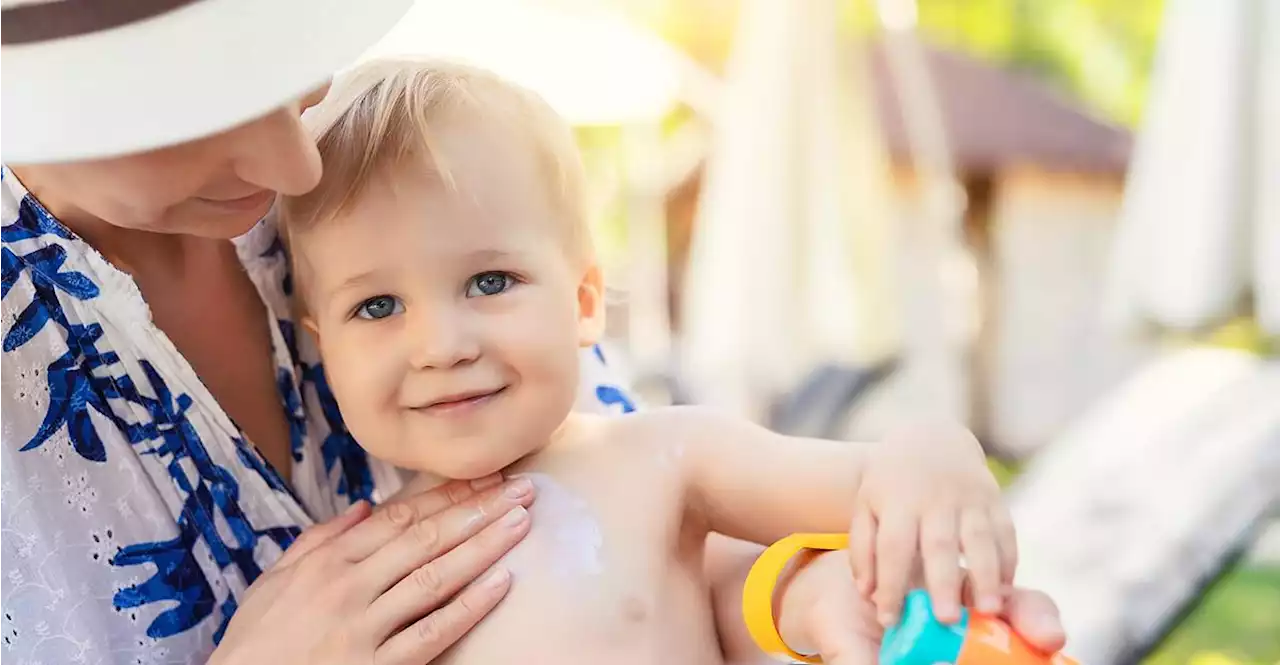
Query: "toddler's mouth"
415 386 508 414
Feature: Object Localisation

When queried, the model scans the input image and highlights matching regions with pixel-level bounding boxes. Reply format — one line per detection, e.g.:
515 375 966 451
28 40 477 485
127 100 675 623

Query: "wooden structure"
667 42 1139 456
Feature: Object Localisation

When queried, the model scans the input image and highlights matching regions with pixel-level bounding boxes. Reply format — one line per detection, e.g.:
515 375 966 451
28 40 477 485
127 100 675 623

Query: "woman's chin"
173 202 274 239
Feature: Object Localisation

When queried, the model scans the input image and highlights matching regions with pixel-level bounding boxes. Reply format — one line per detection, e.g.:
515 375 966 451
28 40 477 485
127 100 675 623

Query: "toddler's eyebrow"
323 269 384 306
464 248 521 263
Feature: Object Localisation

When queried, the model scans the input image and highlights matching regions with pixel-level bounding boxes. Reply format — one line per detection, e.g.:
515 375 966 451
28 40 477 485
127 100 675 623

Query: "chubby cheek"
493 295 582 416
319 327 406 457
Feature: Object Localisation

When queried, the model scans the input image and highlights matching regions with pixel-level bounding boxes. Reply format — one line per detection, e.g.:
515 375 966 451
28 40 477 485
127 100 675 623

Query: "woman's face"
11 85 330 239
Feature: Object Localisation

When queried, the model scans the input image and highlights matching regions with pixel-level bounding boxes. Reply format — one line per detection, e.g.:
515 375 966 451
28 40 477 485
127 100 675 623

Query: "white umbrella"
1254 0 1280 333
1011 6 1280 659
1106 0 1280 336
678 0 900 420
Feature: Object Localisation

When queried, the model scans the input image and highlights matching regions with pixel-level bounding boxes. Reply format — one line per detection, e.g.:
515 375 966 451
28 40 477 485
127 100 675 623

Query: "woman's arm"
705 534 770 663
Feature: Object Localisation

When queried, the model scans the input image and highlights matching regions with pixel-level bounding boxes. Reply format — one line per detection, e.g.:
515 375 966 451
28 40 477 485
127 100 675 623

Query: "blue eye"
355 295 404 320
466 272 515 298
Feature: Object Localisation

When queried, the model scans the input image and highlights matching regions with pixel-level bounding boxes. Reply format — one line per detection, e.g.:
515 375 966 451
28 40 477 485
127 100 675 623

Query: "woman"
0 1 1066 663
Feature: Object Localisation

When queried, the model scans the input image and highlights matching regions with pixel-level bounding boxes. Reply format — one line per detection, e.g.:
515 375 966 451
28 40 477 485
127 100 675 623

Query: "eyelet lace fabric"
0 167 637 664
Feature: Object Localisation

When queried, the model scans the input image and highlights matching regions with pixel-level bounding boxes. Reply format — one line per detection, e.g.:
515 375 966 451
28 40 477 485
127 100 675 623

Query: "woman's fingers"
957 581 1066 654
275 500 373 569
1000 587 1066 653
367 504 532 642
374 567 513 665
359 479 535 596
210 475 530 665
805 563 884 665
338 475 510 562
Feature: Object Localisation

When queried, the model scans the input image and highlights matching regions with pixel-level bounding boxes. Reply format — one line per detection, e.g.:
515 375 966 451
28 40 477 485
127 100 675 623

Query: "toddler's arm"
667 407 868 543
650 407 1013 626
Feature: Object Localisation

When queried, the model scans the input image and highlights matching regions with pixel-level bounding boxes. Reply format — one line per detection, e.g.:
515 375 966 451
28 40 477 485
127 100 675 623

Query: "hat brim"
2 0 413 163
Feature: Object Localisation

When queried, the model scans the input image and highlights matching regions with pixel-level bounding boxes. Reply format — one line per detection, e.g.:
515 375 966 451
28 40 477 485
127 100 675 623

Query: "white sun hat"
1 0 413 164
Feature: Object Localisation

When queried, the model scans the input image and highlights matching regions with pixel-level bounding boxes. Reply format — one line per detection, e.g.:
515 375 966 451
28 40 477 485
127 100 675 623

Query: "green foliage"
1144 565 1280 665
986 457 1021 488
906 0 1166 126
636 0 1167 127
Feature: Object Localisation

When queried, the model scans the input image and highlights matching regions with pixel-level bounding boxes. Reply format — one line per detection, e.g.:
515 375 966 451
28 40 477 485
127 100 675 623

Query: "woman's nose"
233 108 323 196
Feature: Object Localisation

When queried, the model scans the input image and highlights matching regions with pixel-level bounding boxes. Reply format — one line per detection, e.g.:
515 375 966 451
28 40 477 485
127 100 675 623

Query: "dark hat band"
2 0 204 45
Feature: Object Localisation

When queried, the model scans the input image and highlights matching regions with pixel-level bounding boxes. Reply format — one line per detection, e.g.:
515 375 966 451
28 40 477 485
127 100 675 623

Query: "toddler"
280 59 1016 665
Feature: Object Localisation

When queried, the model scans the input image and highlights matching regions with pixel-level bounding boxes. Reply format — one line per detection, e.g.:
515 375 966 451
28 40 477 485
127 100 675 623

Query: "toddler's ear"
301 316 321 345
576 263 606 347
297 299 321 346
291 289 321 344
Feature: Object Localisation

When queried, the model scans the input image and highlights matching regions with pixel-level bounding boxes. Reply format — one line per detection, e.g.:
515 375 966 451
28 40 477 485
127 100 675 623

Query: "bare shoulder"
595 405 764 452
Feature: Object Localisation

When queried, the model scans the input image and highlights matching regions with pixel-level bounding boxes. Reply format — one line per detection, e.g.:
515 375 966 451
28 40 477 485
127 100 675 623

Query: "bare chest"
135 248 293 478
438 448 723 665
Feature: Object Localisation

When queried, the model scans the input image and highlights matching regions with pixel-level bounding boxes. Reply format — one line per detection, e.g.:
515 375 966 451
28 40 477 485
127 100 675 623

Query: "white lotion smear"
503 472 605 577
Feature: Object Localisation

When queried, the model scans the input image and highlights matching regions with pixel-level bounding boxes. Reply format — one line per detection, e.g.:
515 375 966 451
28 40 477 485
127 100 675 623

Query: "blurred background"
363 1 1279 663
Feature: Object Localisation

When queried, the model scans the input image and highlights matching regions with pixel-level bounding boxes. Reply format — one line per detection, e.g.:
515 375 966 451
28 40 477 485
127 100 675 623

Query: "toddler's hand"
848 422 1015 628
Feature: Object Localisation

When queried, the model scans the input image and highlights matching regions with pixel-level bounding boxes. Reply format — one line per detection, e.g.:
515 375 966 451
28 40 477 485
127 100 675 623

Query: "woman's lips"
199 189 274 213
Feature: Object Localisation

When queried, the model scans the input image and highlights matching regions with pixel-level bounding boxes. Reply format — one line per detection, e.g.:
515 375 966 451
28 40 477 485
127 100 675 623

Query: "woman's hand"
776 550 1066 665
209 474 534 665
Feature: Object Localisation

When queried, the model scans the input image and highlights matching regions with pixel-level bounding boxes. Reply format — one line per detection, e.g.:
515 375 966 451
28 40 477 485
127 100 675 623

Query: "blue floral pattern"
0 167 636 664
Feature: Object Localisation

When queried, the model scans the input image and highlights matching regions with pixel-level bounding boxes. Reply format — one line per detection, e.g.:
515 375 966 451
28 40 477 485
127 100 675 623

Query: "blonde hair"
280 58 591 259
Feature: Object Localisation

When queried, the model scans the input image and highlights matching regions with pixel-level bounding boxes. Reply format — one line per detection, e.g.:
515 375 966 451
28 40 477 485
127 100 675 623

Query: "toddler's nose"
408 310 481 370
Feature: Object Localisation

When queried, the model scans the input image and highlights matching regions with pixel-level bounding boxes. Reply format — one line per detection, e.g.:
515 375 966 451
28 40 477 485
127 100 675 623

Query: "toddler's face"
297 123 602 478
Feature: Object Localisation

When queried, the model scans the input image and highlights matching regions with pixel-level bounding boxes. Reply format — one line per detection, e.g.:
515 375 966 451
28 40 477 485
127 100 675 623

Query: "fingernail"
343 500 365 515
463 508 486 531
504 478 533 500
979 596 1001 613
479 567 511 591
472 474 503 490
501 506 528 527
879 612 897 627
